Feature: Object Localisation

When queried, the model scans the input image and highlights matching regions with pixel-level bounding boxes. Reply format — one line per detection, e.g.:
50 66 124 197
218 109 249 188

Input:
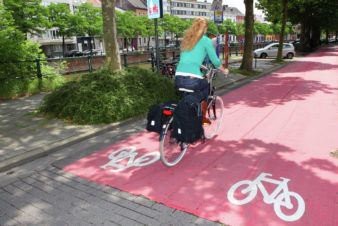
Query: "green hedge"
39 67 180 124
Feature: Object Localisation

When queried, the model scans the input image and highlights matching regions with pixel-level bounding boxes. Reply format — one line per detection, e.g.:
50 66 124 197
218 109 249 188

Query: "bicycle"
159 60 178 79
159 65 224 166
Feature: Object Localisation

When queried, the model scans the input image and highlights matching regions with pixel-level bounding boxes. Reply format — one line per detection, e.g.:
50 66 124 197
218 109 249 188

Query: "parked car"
65 50 83 57
261 40 272 44
82 49 101 56
166 43 176 48
292 40 302 51
254 43 295 59
329 38 337 43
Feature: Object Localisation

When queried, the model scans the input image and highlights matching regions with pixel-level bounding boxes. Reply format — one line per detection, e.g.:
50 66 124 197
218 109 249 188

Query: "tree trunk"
300 19 306 51
310 23 321 48
240 0 254 71
147 37 150 50
325 29 329 44
102 0 121 71
277 0 288 61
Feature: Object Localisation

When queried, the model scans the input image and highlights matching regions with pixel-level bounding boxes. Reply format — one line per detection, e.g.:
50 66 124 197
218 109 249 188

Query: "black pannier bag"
172 94 204 143
146 101 179 133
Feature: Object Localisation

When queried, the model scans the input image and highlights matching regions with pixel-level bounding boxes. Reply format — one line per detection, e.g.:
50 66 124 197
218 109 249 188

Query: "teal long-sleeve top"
175 35 221 77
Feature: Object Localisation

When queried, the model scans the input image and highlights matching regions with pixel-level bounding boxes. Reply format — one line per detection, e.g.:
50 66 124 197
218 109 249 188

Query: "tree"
73 3 103 51
47 3 73 57
207 20 218 36
160 14 172 46
101 0 121 71
139 15 155 50
171 16 189 47
116 11 137 51
223 19 237 35
0 5 49 94
287 0 338 50
240 0 254 71
256 0 289 61
3 0 48 38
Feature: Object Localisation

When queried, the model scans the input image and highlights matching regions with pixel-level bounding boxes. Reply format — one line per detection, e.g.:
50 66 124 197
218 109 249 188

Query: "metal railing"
0 49 181 81
0 44 268 84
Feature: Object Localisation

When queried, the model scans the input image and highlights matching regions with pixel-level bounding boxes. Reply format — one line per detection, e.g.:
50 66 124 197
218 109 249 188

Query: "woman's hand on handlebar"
217 65 229 76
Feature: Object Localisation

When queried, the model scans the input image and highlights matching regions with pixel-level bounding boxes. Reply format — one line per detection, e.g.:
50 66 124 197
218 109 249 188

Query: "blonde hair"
181 18 208 52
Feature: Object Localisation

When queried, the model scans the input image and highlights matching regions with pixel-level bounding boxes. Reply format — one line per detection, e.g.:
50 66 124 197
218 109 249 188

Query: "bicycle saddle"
178 88 194 93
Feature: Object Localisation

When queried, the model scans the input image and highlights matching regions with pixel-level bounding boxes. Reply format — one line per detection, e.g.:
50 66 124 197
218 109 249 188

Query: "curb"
217 60 294 96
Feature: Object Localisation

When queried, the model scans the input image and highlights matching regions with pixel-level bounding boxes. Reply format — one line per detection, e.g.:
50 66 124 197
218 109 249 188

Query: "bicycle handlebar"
200 65 218 80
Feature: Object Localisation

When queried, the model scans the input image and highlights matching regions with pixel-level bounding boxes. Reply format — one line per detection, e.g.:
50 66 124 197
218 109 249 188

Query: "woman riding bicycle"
175 17 229 125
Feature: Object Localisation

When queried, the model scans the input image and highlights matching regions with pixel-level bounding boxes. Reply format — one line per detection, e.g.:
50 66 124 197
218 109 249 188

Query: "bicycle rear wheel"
159 117 188 166
203 96 224 139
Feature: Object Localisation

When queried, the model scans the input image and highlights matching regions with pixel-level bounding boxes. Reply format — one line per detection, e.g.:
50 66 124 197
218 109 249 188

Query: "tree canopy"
3 0 48 37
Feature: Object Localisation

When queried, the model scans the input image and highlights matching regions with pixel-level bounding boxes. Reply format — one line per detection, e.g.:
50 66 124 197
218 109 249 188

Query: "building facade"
115 0 147 16
222 5 244 23
165 0 212 20
28 0 132 57
29 0 89 57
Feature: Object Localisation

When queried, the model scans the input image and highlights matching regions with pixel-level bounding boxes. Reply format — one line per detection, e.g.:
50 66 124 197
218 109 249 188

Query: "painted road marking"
100 147 160 173
227 172 305 222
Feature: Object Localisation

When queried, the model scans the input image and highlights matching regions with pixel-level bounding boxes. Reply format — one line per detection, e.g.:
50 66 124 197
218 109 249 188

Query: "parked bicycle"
158 65 224 166
159 60 178 79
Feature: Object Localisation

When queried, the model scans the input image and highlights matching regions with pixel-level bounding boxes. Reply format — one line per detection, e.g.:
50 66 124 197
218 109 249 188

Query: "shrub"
39 67 180 124
0 6 65 99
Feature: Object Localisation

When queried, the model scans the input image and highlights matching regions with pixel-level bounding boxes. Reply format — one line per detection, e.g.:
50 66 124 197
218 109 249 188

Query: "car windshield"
265 43 276 48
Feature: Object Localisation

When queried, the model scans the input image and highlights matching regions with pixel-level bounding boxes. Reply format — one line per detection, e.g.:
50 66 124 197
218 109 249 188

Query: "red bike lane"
64 46 338 226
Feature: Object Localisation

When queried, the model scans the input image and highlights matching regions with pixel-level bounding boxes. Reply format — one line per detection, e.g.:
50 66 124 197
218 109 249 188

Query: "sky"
202 0 264 16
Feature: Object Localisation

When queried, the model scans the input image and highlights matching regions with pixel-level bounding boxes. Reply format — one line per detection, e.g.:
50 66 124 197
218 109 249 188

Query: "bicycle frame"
243 173 293 209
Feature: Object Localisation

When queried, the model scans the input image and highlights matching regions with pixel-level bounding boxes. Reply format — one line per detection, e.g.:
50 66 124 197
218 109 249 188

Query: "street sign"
147 0 163 19
212 0 223 24
147 0 163 73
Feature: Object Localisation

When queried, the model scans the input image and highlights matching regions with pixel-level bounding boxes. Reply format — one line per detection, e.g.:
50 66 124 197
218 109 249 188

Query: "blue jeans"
175 76 209 101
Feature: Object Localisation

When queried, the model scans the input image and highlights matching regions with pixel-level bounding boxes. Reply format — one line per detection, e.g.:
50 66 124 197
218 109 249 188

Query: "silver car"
254 43 295 59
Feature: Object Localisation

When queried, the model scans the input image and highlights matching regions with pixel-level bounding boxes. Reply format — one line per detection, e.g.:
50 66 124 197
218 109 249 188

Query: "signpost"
225 31 229 67
212 0 223 58
147 0 163 72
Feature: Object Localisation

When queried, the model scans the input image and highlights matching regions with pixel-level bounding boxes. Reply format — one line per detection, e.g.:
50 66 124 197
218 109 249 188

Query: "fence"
0 48 180 81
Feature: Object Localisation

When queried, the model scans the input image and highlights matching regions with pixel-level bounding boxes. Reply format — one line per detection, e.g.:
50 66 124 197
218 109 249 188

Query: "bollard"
36 58 42 90
123 53 127 67
88 55 93 72
150 52 155 72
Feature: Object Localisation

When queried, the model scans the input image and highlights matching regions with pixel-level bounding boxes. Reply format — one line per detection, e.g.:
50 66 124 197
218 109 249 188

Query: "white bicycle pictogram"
100 147 160 173
227 172 305 222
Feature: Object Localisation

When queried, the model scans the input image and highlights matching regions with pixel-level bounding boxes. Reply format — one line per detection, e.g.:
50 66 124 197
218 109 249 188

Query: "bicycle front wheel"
203 96 224 139
159 117 188 167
